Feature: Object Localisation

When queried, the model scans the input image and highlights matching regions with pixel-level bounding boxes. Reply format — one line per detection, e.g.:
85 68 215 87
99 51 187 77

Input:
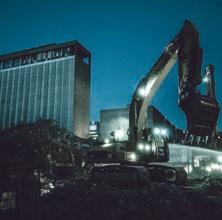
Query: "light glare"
127 152 137 162
151 143 156 152
153 127 161 135
145 144 150 151
203 76 209 83
114 129 124 140
161 129 167 136
138 87 146 97
104 139 110 144
217 156 222 163
206 166 212 172
138 144 144 150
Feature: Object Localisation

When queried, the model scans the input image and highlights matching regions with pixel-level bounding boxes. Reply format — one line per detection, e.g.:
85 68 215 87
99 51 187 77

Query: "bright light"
138 87 146 97
137 77 157 98
161 128 167 136
49 183 55 189
207 163 222 172
153 127 168 137
217 156 222 163
114 129 124 140
102 143 112 148
151 143 156 152
138 143 144 151
203 76 209 83
153 127 161 135
194 159 200 167
206 166 212 172
90 125 97 131
127 152 137 162
138 143 150 151
145 144 151 151
184 165 193 173
104 139 110 144
211 163 220 170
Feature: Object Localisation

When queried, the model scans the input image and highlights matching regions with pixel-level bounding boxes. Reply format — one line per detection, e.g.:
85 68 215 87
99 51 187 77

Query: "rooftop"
0 40 91 62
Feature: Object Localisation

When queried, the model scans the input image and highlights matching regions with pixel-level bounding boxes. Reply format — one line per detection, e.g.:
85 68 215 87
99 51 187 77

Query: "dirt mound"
0 120 86 170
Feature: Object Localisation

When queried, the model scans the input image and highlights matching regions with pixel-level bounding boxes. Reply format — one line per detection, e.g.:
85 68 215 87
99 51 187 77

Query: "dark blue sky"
0 0 222 130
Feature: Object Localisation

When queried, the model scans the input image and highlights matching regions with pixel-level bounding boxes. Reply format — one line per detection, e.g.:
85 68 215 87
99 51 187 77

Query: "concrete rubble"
1 120 222 220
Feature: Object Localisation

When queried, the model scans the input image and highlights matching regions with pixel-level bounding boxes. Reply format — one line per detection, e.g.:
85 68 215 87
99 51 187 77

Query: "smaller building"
99 105 184 143
89 121 101 141
100 107 129 142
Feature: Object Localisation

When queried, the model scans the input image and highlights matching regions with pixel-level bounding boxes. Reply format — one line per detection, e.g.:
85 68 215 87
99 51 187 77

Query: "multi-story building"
0 41 91 138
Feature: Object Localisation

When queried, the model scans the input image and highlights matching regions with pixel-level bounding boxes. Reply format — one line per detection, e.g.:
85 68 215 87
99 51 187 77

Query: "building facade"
100 105 183 142
0 41 91 138
89 121 101 141
100 106 129 142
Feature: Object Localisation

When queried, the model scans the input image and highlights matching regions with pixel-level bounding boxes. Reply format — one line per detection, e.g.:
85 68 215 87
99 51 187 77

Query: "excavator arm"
128 20 220 151
177 21 219 137
88 20 217 185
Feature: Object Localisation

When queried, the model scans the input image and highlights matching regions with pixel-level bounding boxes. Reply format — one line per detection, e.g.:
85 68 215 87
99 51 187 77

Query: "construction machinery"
89 20 220 184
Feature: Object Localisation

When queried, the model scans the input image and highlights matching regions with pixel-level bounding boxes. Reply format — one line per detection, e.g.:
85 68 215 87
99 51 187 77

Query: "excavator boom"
128 20 220 151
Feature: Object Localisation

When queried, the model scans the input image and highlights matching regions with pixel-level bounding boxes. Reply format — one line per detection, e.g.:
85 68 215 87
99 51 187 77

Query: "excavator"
89 20 220 184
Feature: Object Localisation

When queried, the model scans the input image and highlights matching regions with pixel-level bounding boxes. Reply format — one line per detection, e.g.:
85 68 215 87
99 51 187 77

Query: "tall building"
0 41 91 138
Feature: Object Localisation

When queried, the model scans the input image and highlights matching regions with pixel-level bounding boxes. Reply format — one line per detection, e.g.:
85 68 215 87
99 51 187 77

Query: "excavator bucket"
181 92 220 136
178 21 220 137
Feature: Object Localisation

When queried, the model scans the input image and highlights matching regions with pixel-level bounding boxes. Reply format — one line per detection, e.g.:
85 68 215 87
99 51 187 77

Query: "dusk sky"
0 0 222 130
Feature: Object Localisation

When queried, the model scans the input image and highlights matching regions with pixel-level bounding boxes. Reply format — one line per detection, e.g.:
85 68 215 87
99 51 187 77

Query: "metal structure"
89 20 220 184
128 20 220 153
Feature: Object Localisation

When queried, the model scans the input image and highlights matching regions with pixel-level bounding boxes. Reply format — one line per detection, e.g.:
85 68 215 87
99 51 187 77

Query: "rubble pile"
199 174 222 196
41 179 222 220
0 120 85 165
1 121 222 219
